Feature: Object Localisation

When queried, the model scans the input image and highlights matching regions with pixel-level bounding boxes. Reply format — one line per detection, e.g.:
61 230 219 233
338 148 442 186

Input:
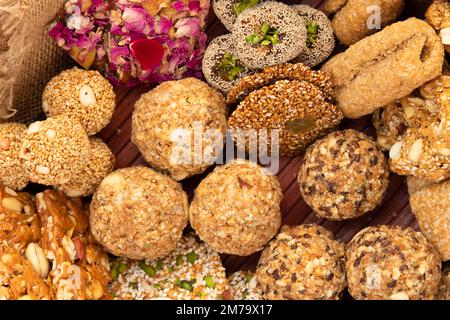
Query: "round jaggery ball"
131 78 227 181
202 34 254 94
345 225 442 300
19 115 91 186
291 5 335 67
55 137 115 197
0 123 29 190
43 67 116 136
256 224 346 300
231 1 306 69
189 160 282 256
213 0 266 31
298 129 389 221
90 166 189 260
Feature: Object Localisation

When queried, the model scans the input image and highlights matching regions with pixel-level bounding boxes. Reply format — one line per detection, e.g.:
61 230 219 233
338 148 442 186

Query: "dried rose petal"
130 38 164 71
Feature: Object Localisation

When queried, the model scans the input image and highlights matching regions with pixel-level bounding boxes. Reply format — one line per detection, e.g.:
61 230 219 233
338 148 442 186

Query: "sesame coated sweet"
231 2 306 69
189 160 282 256
20 115 91 186
42 67 116 136
345 225 441 300
228 271 262 300
0 123 29 191
90 166 189 260
213 0 265 31
131 78 227 181
110 234 229 300
298 130 389 221
407 176 450 261
56 137 115 197
256 224 346 300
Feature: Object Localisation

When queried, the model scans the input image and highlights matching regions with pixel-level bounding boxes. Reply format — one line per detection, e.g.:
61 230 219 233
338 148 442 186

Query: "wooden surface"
97 0 419 274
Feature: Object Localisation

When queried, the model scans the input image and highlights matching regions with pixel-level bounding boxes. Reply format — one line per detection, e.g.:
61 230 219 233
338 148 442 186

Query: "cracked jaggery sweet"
90 166 189 261
407 176 450 261
189 160 282 256
345 225 441 300
321 18 445 119
228 63 342 157
256 224 346 300
298 130 389 221
0 123 29 191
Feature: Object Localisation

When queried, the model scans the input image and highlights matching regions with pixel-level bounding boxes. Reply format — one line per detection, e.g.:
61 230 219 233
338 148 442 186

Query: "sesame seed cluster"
0 123 29 191
228 271 262 300
90 166 189 261
345 225 441 300
298 130 390 221
110 234 229 300
256 224 346 300
189 160 282 256
131 78 227 181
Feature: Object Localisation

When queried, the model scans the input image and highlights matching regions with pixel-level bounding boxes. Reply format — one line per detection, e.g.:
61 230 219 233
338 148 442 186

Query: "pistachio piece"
306 21 319 47
79 85 97 106
233 0 260 16
25 243 49 278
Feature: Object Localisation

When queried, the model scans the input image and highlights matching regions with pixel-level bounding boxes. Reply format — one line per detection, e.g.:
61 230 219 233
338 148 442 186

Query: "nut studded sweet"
0 186 39 252
437 267 450 300
20 115 91 186
189 160 282 256
111 234 229 300
407 176 450 261
0 123 29 190
256 224 346 300
36 190 111 300
232 2 306 69
132 78 227 181
388 74 450 182
56 137 115 197
228 271 262 300
298 130 389 221
42 67 116 136
90 166 189 260
426 0 450 54
345 225 442 300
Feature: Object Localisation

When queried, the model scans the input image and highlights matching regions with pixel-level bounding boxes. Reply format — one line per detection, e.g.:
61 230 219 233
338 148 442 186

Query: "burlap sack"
0 0 71 124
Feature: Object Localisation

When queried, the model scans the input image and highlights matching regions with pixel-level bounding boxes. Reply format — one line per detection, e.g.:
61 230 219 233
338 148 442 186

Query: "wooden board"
97 0 419 275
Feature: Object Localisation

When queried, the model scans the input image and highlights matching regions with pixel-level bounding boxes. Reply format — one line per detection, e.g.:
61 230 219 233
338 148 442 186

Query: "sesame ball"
131 78 227 181
110 234 229 300
256 224 346 300
345 225 442 300
20 115 91 186
42 67 116 136
202 34 254 94
228 271 262 300
291 5 335 67
90 166 189 260
55 137 115 197
189 160 282 256
0 123 29 190
213 0 266 31
298 130 389 221
232 2 306 69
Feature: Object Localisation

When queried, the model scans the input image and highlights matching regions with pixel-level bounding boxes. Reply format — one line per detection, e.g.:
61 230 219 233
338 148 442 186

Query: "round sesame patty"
298 129 390 221
110 234 229 300
202 34 254 94
345 225 441 300
228 79 343 156
43 67 116 136
90 166 189 260
231 2 306 69
213 0 266 31
0 123 29 191
256 224 346 300
291 5 335 68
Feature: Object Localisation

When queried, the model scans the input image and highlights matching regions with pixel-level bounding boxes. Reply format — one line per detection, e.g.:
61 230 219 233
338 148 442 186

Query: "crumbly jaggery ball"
256 224 346 300
90 166 189 260
43 67 116 136
0 123 29 190
189 160 282 256
19 115 91 186
298 130 389 220
131 78 227 181
345 225 441 300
